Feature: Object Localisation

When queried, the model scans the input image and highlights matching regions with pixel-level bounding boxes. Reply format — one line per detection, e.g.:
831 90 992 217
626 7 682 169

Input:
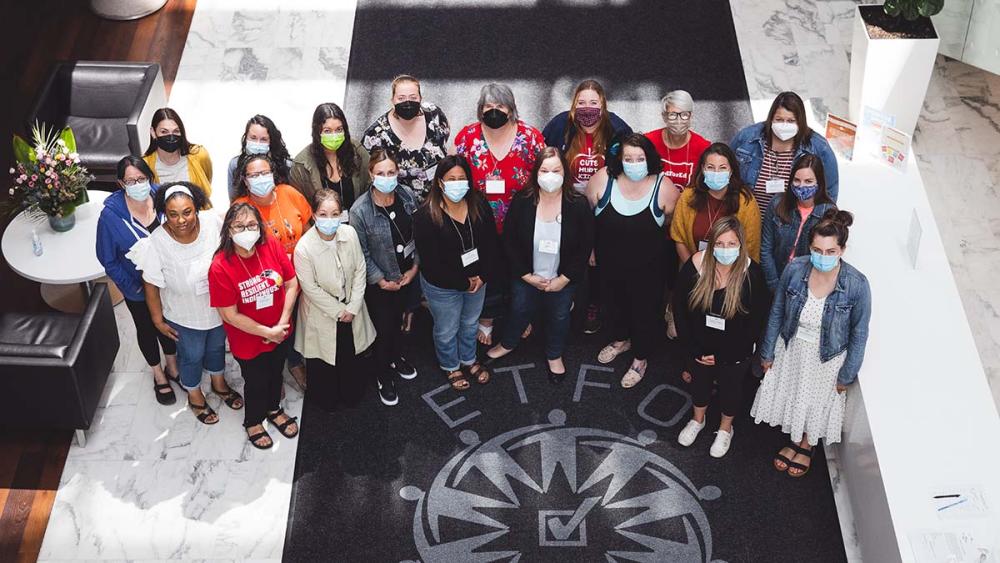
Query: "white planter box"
848 6 940 139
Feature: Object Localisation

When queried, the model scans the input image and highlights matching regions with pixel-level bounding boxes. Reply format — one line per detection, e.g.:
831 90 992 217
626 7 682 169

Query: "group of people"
96 76 871 475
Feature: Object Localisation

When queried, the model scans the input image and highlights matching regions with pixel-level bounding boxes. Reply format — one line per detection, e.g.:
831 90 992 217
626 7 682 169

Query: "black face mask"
394 100 421 120
482 108 510 129
156 134 181 153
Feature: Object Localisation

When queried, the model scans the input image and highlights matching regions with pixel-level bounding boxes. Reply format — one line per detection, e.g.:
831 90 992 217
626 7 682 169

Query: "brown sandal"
467 363 490 385
447 370 470 391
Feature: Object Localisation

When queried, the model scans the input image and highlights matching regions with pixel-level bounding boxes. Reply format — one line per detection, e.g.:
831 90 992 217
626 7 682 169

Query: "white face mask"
771 122 798 141
537 172 563 193
232 230 260 251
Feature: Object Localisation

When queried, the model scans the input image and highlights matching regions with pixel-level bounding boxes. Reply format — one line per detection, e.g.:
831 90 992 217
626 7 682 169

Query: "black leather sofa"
0 283 120 445
27 61 167 186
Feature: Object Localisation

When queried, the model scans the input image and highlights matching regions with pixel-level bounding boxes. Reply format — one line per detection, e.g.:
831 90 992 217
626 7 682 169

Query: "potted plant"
848 1 943 139
5 123 92 232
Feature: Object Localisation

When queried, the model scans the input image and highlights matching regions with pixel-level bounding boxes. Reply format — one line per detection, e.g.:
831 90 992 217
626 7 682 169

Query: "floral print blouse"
362 103 450 201
454 120 545 231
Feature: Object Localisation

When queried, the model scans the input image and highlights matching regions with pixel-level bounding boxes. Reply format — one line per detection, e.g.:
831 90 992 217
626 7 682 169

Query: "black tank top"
594 173 666 274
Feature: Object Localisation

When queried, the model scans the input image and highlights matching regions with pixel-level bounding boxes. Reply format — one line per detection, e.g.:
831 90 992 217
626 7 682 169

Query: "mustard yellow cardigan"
143 144 213 197
669 187 761 261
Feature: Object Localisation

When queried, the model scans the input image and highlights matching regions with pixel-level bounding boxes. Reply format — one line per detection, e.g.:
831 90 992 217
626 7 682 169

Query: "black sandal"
447 370 470 391
154 381 177 405
787 445 814 478
773 445 796 472
212 384 244 410
467 363 491 385
266 408 299 438
189 401 219 425
247 427 273 450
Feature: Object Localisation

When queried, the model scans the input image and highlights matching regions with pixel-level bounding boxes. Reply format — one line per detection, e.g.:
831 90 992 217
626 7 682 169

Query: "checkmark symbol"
547 497 601 540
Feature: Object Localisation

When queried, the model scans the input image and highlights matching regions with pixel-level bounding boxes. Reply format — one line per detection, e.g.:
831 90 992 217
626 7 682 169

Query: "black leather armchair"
0 283 120 445
28 61 167 184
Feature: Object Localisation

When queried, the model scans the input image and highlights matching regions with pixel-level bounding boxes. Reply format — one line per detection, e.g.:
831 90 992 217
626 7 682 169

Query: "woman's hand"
761 359 773 372
836 383 848 394
338 311 355 323
695 355 716 366
545 276 569 292
262 323 290 343
588 250 597 267
154 320 179 341
379 278 401 292
468 276 484 293
399 268 416 287
522 274 549 291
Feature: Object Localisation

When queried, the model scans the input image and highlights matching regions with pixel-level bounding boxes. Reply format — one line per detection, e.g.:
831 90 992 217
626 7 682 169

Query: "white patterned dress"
751 291 847 445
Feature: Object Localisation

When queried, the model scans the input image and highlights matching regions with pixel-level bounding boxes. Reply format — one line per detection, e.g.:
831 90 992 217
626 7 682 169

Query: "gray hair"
661 89 694 114
477 83 518 122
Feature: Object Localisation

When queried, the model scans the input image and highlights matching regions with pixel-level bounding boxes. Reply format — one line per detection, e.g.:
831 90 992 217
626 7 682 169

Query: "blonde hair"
391 74 421 97
688 216 751 319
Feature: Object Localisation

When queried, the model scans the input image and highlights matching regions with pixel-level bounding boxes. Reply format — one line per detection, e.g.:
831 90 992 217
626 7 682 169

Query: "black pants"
690 360 747 417
365 284 405 372
124 298 176 366
306 322 365 412
236 340 288 428
603 268 664 361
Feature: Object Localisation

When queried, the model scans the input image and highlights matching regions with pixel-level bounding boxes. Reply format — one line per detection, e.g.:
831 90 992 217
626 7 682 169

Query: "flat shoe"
598 341 630 364
620 363 646 388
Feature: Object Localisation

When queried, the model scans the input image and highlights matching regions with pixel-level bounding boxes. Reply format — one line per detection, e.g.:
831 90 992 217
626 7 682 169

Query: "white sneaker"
710 429 734 458
677 419 705 447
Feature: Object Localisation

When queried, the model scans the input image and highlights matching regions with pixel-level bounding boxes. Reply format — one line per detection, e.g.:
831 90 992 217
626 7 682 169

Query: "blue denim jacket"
349 186 419 285
760 195 836 291
760 256 871 385
730 122 840 203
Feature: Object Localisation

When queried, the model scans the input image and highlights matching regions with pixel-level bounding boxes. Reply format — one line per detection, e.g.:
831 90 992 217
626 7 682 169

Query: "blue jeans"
167 321 227 390
420 275 486 371
502 279 576 360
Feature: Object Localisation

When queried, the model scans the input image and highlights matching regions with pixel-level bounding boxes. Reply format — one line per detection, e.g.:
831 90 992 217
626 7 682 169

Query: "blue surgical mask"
792 184 818 201
248 174 275 197
125 181 151 201
622 161 648 182
810 251 840 272
713 245 740 265
315 216 341 236
245 140 269 155
373 175 398 194
704 170 730 191
442 180 470 203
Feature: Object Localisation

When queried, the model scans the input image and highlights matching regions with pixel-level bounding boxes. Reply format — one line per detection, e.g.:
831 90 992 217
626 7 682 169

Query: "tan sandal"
620 362 647 389
467 363 491 385
598 341 631 364
447 370 470 391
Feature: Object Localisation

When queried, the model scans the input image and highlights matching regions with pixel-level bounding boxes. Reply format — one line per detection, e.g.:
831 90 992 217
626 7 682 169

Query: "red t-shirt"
454 120 546 231
645 129 711 190
569 133 604 192
209 236 295 360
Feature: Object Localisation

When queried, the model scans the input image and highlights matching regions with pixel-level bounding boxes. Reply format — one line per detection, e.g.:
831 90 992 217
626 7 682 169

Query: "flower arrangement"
6 123 91 220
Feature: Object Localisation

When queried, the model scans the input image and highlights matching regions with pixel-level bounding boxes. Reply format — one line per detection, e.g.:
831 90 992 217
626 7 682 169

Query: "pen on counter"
937 498 968 511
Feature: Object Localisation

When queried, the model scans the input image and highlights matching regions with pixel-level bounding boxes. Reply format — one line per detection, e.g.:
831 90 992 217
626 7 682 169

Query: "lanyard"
236 250 266 283
375 199 412 247
450 213 475 253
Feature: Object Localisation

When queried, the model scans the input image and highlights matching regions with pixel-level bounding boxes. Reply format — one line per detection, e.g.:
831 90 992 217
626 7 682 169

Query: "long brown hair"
689 143 753 215
765 91 811 149
144 107 193 157
565 80 613 165
518 147 581 204
425 155 484 226
688 216 751 319
776 154 835 224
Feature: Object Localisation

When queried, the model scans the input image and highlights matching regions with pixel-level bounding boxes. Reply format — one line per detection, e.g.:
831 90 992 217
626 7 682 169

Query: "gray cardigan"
349 186 420 285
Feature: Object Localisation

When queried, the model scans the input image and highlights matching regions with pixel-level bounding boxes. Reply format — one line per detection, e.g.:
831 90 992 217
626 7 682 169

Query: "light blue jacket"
760 256 871 385
730 122 839 202
349 186 420 285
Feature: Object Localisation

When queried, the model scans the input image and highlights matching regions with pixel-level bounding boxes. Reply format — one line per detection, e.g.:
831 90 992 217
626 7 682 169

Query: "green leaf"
919 0 945 17
12 135 33 164
884 0 903 16
59 127 77 153
902 2 920 20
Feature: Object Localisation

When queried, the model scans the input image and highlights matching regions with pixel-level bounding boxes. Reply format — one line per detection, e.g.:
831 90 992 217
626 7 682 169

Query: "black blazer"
501 191 594 283
413 196 501 291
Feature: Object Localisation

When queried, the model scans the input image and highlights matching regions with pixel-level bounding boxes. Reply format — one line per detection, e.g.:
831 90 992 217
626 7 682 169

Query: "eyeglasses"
230 222 260 233
665 111 692 122
121 177 148 186
246 171 272 179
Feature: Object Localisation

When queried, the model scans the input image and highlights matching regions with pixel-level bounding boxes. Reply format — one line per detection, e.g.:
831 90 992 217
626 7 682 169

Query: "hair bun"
821 207 853 227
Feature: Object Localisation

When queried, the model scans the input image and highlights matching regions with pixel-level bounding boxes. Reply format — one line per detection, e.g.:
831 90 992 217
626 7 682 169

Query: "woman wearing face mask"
585 134 679 388
129 182 242 424
761 155 836 292
361 75 450 202
730 91 839 213
227 114 294 202
645 90 712 190
413 155 501 391
484 147 594 383
752 210 870 477
209 203 300 450
294 190 376 412
291 102 371 210
142 107 213 197
671 143 761 266
97 156 178 404
454 83 546 345
673 216 769 458
349 149 421 406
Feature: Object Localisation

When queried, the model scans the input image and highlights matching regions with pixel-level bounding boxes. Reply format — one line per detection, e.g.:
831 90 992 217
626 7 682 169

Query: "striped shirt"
753 147 795 213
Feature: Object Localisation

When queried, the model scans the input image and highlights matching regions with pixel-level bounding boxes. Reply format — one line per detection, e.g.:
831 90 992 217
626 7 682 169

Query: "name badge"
705 314 726 331
795 325 821 343
461 248 479 267
255 292 274 310
765 179 785 194
698 240 708 251
539 239 559 255
485 179 506 194
403 240 415 258
423 165 437 181
194 277 210 296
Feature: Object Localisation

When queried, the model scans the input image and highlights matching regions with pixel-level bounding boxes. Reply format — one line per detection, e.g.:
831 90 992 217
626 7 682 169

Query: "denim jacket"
760 195 836 291
760 256 871 385
349 186 420 285
730 122 840 203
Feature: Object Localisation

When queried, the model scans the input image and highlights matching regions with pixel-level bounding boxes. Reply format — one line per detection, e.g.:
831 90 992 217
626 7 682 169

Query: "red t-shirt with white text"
570 133 604 191
645 129 711 190
209 236 295 360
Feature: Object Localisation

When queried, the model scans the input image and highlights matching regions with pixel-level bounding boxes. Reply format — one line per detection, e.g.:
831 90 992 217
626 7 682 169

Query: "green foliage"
884 0 946 20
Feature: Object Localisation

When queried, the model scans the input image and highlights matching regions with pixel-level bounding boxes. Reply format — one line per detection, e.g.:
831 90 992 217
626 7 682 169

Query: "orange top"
235 184 313 255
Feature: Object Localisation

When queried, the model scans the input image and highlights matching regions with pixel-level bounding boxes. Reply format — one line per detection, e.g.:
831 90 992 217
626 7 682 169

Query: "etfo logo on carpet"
400 364 723 562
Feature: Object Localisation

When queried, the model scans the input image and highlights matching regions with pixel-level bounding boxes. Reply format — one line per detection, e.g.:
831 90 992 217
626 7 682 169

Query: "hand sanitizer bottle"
31 229 43 256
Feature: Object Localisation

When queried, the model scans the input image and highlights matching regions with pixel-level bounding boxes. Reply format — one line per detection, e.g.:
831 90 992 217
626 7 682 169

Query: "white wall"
933 0 1000 75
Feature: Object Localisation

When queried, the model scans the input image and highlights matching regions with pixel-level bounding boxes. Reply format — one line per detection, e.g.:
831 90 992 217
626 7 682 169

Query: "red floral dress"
454 120 545 231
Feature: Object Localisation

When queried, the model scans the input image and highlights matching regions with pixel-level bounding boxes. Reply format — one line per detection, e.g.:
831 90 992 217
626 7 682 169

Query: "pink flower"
31 174 38 181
